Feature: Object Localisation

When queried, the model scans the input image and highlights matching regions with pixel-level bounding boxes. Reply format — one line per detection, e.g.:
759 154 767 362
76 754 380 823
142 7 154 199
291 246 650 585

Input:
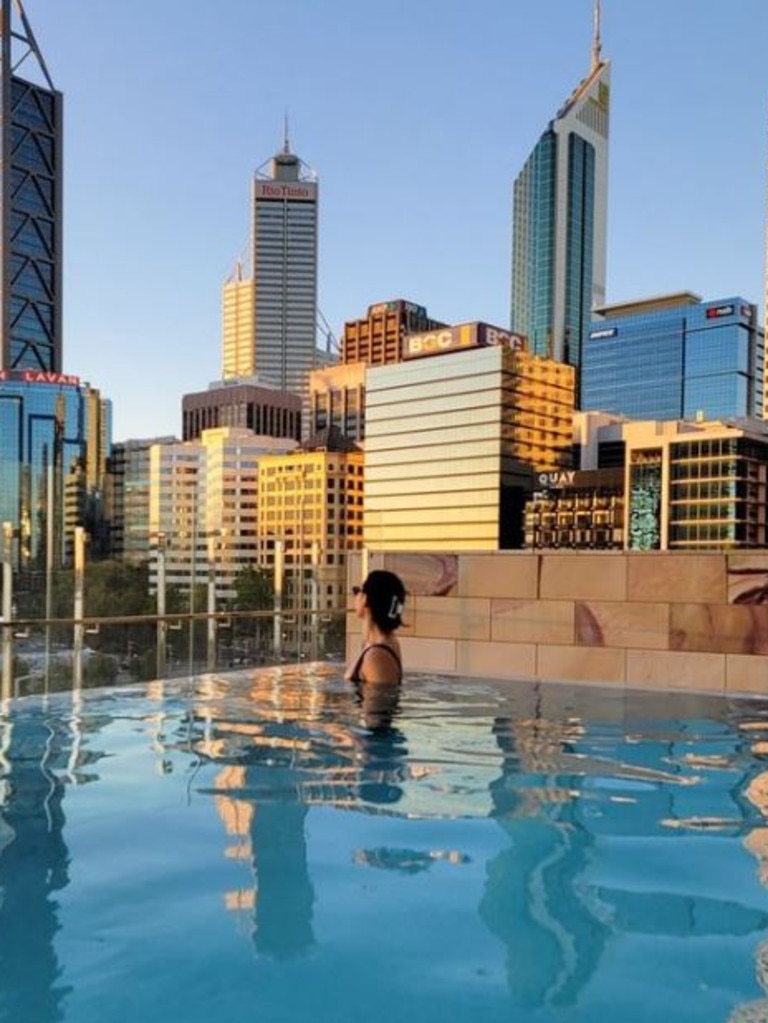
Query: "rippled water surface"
2 666 768 1023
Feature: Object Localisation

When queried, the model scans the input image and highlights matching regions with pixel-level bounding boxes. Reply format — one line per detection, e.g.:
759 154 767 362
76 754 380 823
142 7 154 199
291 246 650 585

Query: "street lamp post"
72 526 85 690
1 522 14 701
156 532 167 678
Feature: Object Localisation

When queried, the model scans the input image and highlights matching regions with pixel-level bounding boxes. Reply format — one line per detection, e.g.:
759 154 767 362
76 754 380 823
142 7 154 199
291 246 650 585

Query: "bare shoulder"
360 644 401 684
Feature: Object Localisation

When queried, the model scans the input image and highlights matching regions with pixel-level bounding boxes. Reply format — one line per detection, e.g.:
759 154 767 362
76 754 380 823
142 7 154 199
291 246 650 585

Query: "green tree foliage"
229 566 274 612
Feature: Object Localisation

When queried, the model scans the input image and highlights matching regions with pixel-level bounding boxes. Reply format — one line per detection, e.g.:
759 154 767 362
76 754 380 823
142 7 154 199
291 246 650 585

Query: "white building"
148 428 297 598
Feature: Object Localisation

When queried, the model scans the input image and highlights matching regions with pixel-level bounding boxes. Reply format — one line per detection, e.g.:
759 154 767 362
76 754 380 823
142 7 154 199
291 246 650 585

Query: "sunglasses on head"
352 585 363 596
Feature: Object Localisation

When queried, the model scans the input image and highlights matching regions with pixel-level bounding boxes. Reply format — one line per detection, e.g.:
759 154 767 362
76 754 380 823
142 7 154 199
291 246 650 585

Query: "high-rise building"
182 378 302 442
510 0 609 394
341 299 445 367
222 135 333 399
364 323 575 551
0 5 113 572
148 429 297 599
582 293 765 422
257 437 364 653
0 0 62 375
308 363 366 443
106 436 178 562
0 372 110 567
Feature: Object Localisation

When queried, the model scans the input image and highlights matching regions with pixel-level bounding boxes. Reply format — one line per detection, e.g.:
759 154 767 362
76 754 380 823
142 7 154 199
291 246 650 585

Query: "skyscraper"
222 132 330 399
510 0 610 395
0 0 62 374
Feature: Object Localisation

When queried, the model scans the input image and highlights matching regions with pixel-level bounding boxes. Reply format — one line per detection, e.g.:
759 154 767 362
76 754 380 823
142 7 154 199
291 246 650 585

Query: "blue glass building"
582 294 765 422
511 17 610 396
0 371 111 567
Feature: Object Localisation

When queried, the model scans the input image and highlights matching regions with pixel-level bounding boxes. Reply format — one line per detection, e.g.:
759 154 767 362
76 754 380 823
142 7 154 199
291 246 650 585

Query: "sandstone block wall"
346 551 768 696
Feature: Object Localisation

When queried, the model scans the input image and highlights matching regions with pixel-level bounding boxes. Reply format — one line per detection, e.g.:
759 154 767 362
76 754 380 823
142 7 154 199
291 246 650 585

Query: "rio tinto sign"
254 181 317 201
403 322 527 360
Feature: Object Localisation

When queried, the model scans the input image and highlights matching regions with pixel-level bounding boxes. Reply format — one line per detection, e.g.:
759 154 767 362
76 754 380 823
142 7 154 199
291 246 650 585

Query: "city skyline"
25 0 768 440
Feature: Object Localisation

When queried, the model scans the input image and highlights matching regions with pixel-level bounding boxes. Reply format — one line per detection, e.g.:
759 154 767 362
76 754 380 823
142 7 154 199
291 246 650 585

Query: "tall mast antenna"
283 111 290 155
591 0 602 71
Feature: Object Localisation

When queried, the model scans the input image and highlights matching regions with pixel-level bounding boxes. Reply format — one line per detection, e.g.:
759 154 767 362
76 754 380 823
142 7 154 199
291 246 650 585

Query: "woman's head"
355 570 406 633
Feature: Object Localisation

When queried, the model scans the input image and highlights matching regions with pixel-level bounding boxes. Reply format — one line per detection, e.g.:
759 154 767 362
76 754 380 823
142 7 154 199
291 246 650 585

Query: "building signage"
741 304 752 318
0 369 80 386
537 470 576 488
589 327 617 339
253 181 316 201
368 300 427 319
705 304 734 319
402 322 526 360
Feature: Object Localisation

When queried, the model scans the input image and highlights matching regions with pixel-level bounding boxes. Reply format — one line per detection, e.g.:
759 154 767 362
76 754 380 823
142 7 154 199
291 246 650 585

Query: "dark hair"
362 570 406 633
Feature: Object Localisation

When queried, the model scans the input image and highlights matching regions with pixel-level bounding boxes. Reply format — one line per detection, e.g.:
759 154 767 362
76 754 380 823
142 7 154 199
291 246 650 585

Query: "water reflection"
190 668 409 958
1 673 767 1021
480 691 768 1011
0 707 71 1023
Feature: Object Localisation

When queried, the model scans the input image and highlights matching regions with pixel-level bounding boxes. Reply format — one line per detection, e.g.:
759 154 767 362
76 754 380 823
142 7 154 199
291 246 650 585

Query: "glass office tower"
510 9 609 395
0 0 63 374
0 373 110 567
582 294 765 422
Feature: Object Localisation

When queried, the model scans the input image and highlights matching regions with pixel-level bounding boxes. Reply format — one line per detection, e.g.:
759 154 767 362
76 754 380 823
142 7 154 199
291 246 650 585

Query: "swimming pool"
2 666 768 1023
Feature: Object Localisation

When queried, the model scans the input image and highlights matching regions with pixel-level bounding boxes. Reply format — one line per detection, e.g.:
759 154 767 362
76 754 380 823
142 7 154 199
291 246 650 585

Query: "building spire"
591 0 602 71
283 111 290 155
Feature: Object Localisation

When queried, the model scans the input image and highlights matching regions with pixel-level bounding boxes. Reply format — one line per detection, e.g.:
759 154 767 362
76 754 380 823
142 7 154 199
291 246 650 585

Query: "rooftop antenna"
591 0 602 71
283 111 290 155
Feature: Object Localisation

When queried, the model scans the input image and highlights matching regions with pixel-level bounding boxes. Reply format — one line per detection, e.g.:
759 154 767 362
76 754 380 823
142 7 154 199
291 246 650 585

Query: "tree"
229 566 274 612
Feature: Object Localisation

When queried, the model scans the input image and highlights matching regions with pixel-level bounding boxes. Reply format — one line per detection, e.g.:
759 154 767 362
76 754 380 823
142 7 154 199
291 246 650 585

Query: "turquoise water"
2 667 768 1023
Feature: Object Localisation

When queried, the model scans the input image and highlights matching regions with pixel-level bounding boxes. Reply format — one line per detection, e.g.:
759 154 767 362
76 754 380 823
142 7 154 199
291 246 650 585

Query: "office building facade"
308 363 366 443
582 293 765 422
0 1 63 375
364 324 575 551
526 413 768 551
182 378 302 443
341 299 445 367
257 441 364 653
0 371 111 567
510 9 609 390
106 436 177 562
148 429 297 599
222 139 333 401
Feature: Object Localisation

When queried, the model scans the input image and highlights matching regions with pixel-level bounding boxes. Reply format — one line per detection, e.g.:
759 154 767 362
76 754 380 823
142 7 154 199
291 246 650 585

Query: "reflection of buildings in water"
214 763 315 960
204 669 410 959
353 847 469 874
481 709 768 1010
0 712 72 1023
728 768 768 1022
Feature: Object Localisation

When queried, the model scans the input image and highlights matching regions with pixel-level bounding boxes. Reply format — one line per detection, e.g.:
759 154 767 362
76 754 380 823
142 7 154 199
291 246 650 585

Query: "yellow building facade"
257 446 364 648
364 328 575 551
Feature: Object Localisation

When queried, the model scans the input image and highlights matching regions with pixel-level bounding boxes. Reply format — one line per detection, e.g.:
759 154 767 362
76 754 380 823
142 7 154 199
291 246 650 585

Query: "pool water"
2 667 768 1023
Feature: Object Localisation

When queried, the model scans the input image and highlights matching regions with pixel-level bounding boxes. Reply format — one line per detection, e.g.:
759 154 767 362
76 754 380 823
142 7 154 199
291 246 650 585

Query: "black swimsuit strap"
350 643 402 683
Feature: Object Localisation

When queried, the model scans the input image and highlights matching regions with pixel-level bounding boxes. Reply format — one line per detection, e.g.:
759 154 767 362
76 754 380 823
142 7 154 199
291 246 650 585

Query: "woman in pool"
345 570 406 685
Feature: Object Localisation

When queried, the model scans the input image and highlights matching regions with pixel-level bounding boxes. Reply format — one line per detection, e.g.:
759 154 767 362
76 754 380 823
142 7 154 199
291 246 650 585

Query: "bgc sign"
403 322 527 360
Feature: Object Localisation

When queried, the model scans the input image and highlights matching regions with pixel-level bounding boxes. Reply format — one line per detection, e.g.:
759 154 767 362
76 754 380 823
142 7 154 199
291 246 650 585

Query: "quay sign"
0 369 80 386
403 322 527 360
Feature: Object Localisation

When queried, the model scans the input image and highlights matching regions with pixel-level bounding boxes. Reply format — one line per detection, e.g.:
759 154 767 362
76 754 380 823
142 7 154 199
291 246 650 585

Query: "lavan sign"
0 369 80 386
403 322 527 360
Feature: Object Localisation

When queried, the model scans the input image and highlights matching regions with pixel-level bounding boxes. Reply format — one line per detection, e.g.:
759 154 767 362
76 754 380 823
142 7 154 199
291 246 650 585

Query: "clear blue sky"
28 0 768 441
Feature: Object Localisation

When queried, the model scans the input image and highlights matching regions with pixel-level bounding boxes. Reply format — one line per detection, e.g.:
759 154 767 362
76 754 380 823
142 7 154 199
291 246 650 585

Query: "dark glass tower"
510 1 609 399
0 0 62 373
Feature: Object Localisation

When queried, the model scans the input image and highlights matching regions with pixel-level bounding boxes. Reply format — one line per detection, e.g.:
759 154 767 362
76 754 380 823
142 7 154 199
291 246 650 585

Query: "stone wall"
346 551 768 696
